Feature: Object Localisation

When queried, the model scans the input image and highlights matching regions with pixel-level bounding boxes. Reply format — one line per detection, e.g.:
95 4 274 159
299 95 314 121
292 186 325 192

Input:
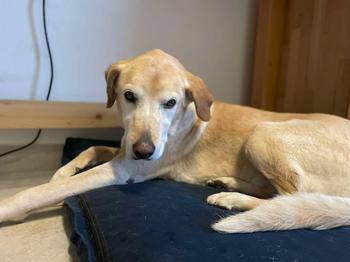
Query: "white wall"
0 0 258 145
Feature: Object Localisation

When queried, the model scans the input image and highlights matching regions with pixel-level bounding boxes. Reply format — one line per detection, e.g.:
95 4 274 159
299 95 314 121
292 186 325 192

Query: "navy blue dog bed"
63 138 350 262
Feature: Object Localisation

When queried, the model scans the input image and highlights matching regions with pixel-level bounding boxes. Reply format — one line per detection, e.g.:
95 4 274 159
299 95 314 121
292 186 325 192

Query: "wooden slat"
0 100 121 129
250 0 288 111
276 0 350 117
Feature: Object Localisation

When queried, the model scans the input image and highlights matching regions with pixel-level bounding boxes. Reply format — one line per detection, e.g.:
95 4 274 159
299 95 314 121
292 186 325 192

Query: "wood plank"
250 0 288 110
0 100 121 129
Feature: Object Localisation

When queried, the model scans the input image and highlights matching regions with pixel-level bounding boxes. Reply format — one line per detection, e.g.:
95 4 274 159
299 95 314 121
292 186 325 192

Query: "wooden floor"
0 144 78 262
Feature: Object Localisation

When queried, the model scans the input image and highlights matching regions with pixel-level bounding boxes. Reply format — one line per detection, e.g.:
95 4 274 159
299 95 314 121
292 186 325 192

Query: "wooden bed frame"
0 95 348 130
0 100 122 129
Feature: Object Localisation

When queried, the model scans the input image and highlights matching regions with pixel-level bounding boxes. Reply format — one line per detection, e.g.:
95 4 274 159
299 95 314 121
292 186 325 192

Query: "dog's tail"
212 193 350 233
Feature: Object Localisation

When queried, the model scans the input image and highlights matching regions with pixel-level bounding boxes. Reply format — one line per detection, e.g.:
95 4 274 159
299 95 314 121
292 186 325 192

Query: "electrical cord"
43 0 54 101
0 0 54 158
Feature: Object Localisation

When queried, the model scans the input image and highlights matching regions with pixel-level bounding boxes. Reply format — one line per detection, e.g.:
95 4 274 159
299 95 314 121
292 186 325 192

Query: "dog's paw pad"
206 179 217 187
206 179 228 189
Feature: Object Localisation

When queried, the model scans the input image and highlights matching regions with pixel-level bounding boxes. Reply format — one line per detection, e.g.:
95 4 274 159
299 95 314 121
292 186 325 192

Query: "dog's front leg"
51 146 119 181
0 158 139 223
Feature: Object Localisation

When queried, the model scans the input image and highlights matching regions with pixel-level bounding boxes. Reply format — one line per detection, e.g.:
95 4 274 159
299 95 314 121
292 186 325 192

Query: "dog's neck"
164 103 209 161
169 103 197 136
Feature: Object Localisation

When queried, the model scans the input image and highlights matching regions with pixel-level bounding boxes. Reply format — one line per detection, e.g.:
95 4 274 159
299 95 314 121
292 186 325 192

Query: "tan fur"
1 49 350 234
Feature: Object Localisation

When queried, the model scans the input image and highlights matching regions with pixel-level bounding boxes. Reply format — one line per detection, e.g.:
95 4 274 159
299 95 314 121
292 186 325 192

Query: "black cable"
43 0 54 101
0 130 42 158
0 0 53 158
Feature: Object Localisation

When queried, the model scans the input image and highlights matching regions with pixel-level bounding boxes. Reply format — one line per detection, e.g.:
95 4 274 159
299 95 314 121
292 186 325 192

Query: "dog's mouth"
133 156 152 161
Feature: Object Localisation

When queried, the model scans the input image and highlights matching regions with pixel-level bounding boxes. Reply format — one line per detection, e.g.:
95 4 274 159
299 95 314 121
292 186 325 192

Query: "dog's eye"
124 91 136 103
163 99 176 109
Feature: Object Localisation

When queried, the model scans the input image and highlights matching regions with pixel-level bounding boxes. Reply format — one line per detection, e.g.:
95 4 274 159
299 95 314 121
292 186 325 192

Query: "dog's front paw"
50 165 79 182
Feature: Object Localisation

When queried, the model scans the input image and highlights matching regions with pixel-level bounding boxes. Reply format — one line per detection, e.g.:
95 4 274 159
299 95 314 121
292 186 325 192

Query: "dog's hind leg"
243 125 302 194
207 192 264 211
51 146 119 181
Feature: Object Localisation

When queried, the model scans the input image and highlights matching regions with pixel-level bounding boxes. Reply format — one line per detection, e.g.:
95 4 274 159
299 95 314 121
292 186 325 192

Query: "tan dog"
1 49 350 233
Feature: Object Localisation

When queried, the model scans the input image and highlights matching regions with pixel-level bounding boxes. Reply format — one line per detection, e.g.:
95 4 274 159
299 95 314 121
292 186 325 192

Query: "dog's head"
105 49 213 161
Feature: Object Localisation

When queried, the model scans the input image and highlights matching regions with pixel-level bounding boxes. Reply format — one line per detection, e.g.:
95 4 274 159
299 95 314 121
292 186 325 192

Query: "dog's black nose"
132 141 155 160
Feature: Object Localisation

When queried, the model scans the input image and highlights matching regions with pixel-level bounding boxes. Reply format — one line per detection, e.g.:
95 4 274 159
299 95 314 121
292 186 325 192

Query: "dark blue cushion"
64 138 350 262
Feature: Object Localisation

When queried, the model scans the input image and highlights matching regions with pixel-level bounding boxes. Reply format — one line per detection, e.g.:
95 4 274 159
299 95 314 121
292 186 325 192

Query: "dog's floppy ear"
185 72 214 121
105 64 120 108
105 61 129 108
